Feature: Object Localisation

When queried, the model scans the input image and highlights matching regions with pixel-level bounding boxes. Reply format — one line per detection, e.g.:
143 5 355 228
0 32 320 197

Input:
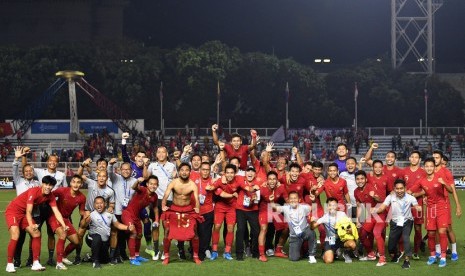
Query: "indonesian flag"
354 82 358 101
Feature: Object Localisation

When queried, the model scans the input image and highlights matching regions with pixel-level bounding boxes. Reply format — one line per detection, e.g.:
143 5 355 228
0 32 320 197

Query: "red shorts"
258 210 287 231
48 216 77 236
214 208 236 225
412 206 424 225
426 205 449 231
5 212 29 230
122 211 142 235
362 214 387 232
162 205 204 241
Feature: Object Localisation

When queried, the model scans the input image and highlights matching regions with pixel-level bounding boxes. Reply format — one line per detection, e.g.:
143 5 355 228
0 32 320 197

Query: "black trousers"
197 211 214 260
388 220 413 257
235 210 259 257
87 234 110 264
115 215 128 259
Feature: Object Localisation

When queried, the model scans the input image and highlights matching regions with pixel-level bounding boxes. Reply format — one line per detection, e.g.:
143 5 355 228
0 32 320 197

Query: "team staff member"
373 179 422 269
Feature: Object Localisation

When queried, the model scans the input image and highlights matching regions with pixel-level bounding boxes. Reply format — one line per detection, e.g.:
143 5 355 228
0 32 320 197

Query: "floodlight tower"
391 0 443 75
56 70 85 141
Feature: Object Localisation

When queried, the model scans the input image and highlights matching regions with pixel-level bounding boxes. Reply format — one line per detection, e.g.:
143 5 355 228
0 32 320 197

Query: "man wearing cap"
234 166 261 260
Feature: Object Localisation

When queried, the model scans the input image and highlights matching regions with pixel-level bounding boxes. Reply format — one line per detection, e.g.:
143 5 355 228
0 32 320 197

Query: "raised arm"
121 132 131 163
132 177 145 192
247 129 258 151
363 143 378 167
212 124 220 146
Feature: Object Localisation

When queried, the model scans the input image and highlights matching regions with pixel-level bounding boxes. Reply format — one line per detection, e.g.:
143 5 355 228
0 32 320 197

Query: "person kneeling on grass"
310 197 357 264
272 191 317 263
81 196 134 269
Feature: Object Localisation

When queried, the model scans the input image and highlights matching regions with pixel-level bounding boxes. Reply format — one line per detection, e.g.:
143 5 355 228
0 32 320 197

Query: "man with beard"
161 163 202 265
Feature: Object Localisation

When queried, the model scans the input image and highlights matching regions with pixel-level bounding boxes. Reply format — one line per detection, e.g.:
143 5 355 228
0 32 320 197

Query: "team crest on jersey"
131 170 137 178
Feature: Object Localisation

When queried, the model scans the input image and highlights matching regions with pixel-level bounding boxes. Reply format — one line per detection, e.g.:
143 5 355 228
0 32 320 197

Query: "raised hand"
212 124 218 132
266 142 274 152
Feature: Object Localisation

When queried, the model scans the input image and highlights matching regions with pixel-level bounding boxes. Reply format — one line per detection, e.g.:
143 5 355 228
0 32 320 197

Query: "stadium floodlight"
314 59 322 63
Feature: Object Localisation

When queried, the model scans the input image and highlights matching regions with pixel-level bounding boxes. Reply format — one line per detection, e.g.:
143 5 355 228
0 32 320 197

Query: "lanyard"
158 163 170 178
289 206 303 227
99 213 108 226
123 179 131 198
396 195 408 216
328 213 336 235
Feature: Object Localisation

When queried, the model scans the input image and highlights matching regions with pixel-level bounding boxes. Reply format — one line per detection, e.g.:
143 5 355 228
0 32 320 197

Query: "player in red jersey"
212 124 257 171
401 150 426 259
161 163 202 265
408 158 453 268
315 163 350 211
364 143 402 193
354 169 387 266
285 163 307 201
257 171 289 262
122 175 158 265
5 176 67 273
432 150 461 261
206 164 240 260
50 175 86 270
303 161 326 252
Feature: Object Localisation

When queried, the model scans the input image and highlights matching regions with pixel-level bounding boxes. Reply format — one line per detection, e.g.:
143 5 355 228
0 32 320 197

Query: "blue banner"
31 122 70 134
79 122 118 133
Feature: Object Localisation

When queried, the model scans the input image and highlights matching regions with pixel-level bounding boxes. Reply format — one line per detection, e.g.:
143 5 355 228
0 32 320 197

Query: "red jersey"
124 186 158 217
411 175 449 208
317 177 348 207
252 159 268 185
285 175 308 201
258 184 288 211
272 168 288 185
212 176 241 211
382 165 403 193
367 174 388 202
435 166 454 205
354 182 378 207
303 173 323 215
224 144 249 171
401 167 426 205
6 186 56 214
236 179 260 211
52 187 86 218
194 176 214 215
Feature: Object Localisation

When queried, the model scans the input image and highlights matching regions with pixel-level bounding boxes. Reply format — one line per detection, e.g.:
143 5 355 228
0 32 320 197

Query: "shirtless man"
161 163 202 265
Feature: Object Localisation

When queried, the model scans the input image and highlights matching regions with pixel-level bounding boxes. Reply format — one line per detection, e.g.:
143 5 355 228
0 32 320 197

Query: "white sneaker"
308 256 317 264
31 261 46 271
205 250 212 259
161 253 166 260
343 252 353 263
152 251 160 261
6 263 16 273
266 249 275 256
62 258 73 265
56 263 68 270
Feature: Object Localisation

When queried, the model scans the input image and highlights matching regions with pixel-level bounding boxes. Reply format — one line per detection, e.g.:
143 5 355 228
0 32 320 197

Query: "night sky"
125 0 465 66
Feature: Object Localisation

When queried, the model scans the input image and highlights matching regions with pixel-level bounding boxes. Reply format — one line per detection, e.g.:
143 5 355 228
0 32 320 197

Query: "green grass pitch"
0 189 464 275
